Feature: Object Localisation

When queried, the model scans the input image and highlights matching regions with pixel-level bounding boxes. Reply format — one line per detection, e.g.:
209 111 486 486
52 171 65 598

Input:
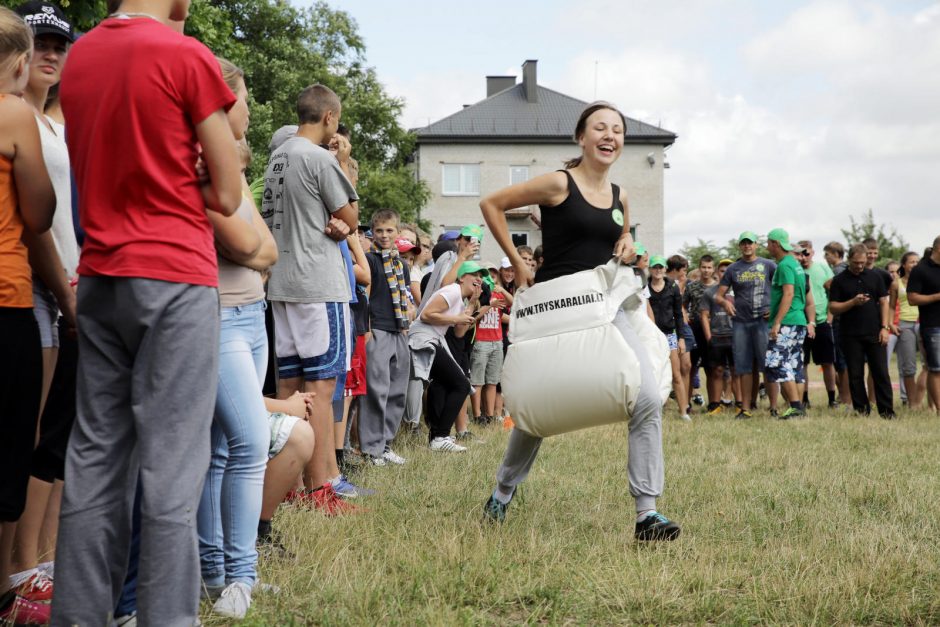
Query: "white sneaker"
679 414 692 422
429 436 467 453
253 581 280 595
383 448 406 465
212 581 252 619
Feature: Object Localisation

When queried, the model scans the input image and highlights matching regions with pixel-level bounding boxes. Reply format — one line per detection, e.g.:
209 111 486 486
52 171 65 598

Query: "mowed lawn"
217 394 940 626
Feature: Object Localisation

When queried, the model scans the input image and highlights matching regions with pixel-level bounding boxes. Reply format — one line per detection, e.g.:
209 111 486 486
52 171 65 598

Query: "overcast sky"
312 0 939 256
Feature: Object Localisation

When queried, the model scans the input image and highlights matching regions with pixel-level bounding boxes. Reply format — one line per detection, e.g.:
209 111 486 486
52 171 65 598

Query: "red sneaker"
0 594 51 625
310 483 361 516
14 571 53 603
283 489 306 505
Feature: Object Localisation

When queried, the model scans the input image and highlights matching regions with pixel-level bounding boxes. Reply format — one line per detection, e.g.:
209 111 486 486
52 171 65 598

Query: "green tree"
2 0 430 223
678 236 771 264
840 209 911 263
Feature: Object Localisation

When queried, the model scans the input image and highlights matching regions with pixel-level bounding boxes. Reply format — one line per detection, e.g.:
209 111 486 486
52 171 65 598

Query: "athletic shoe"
383 449 406 465
212 581 252 619
283 489 307 505
311 484 361 516
635 511 681 541
429 436 467 453
333 475 376 498
769 408 779 418
482 493 510 523
679 414 692 422
828 400 841 409
201 581 226 601
734 409 753 420
13 571 53 603
455 430 483 443
368 454 387 467
253 581 281 596
0 593 51 625
706 404 724 416
779 406 805 420
114 612 137 626
692 393 705 406
758 383 767 400
721 398 734 407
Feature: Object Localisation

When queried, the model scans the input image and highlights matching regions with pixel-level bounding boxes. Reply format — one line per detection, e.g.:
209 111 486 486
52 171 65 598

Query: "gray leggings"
494 310 664 512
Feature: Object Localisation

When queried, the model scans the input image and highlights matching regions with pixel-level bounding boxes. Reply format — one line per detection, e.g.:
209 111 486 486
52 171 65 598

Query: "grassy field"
213 393 940 626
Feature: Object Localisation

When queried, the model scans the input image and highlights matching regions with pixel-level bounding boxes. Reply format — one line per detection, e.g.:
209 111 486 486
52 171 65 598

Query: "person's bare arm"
879 295 891 346
3 99 55 233
240 207 278 272
830 293 868 315
480 171 569 286
804 285 816 339
612 187 635 264
348 232 370 287
421 293 474 327
195 110 241 216
908 291 940 306
701 309 712 342
210 208 262 262
714 284 735 317
23 230 76 329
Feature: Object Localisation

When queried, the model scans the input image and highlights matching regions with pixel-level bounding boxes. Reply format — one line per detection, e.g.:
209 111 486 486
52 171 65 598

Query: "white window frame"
509 165 529 186
441 163 481 196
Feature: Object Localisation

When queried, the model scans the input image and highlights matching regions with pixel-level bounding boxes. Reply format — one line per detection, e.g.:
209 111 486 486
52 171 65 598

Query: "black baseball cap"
15 1 75 43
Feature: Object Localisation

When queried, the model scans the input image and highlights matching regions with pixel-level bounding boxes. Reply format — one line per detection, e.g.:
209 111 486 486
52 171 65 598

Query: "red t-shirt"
476 292 505 342
60 18 235 286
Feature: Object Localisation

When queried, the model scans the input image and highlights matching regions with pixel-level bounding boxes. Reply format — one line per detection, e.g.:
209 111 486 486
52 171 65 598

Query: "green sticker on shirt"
612 209 624 226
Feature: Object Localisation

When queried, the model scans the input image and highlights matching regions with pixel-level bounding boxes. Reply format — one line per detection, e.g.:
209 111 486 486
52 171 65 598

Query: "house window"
510 232 529 248
442 164 480 196
509 166 529 185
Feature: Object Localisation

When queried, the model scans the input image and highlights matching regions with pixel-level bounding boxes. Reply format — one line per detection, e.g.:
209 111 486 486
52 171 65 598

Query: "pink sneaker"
14 571 54 603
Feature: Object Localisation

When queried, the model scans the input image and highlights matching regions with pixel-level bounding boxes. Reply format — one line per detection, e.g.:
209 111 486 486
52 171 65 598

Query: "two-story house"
413 59 676 261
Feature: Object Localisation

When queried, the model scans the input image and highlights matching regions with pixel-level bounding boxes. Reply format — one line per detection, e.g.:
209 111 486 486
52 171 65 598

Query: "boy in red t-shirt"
469 261 509 424
51 1 241 625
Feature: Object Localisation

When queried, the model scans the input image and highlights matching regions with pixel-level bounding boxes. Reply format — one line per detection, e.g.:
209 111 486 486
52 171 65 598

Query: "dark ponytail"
565 101 627 170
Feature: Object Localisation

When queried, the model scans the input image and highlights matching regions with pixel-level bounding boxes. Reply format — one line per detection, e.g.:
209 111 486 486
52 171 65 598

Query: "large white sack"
502 260 670 438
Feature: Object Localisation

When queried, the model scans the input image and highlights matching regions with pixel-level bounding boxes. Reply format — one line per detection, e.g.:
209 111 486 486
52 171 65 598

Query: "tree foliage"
2 0 429 223
678 237 771 265
840 209 911 263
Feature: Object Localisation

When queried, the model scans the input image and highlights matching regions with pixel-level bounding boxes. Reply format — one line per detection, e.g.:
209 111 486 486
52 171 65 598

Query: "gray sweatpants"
403 375 424 427
495 310 664 512
359 329 410 456
51 277 220 627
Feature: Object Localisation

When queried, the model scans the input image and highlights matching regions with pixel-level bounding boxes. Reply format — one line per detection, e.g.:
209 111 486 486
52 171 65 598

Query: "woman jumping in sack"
479 101 681 541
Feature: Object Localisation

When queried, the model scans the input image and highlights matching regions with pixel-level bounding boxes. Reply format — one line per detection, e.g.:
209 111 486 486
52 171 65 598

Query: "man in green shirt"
796 239 839 408
766 228 814 418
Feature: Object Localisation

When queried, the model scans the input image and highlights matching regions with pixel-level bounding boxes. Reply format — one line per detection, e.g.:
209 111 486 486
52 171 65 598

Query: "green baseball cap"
649 255 667 268
767 227 793 251
634 241 647 256
457 261 487 278
738 231 759 243
460 224 484 242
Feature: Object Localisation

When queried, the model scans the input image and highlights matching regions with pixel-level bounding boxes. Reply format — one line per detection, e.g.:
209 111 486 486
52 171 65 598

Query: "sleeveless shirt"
534 170 624 283
0 94 32 308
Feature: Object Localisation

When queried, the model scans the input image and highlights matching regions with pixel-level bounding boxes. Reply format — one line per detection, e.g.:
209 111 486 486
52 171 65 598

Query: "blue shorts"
766 325 807 383
922 326 940 373
680 323 697 351
273 301 350 381
732 318 769 375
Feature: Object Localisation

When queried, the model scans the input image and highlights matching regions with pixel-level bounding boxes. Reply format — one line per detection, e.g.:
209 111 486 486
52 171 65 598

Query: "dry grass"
206 393 940 625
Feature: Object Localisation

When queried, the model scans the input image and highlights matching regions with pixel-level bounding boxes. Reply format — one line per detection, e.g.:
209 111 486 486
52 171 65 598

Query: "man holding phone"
828 244 895 417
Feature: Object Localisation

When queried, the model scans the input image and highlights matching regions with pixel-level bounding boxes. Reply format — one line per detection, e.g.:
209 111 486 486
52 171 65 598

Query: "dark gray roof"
414 84 676 146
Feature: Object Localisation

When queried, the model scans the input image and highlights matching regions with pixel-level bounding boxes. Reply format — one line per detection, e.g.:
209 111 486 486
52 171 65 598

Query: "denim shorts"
680 323 697 351
923 326 940 373
766 325 807 383
665 331 679 351
732 318 769 375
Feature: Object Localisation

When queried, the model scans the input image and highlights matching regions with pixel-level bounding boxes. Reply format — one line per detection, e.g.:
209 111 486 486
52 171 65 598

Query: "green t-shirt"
770 255 808 326
807 261 834 323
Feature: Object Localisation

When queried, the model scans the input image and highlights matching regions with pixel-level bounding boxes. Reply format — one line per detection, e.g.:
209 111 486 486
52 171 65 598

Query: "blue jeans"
923 326 940 373
732 318 769 375
197 300 269 586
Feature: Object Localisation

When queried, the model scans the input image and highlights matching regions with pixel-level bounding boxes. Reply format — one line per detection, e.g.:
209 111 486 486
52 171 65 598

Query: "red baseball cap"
395 238 418 254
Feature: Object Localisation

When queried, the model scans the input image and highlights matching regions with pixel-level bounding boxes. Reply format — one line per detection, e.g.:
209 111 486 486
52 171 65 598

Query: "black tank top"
535 170 624 283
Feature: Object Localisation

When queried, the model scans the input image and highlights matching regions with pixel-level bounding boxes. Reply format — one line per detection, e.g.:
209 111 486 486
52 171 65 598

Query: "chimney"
522 59 538 103
486 75 515 97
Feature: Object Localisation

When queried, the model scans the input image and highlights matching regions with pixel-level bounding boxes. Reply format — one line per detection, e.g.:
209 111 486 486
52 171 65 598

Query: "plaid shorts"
765 325 807 383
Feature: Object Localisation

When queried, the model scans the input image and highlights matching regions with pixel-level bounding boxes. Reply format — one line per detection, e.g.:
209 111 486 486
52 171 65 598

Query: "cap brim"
33 25 74 42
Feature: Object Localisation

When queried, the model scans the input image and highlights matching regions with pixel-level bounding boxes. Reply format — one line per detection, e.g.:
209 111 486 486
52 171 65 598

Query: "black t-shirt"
907 256 940 327
648 277 683 334
829 268 888 336
871 267 893 293
350 284 369 336
535 170 623 283
366 252 411 333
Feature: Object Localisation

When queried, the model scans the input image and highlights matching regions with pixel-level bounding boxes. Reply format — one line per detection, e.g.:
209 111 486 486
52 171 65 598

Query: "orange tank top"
0 95 32 307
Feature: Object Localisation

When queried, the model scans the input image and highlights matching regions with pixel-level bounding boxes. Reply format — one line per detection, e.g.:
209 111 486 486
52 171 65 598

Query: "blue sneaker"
333 476 375 499
482 492 511 523
634 511 681 541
